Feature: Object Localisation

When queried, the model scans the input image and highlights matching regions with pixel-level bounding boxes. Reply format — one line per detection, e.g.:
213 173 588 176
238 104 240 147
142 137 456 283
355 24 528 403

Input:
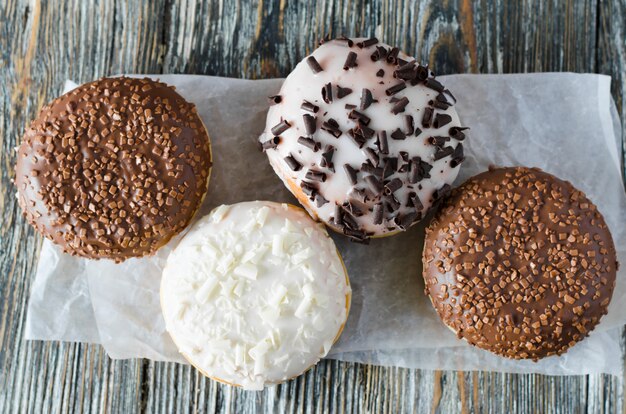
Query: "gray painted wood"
1 0 624 412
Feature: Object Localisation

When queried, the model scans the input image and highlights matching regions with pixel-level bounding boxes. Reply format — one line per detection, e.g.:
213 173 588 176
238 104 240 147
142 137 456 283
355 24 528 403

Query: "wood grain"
1 0 624 412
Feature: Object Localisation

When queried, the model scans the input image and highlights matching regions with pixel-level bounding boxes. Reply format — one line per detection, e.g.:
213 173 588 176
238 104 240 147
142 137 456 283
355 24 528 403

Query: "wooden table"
1 1 625 412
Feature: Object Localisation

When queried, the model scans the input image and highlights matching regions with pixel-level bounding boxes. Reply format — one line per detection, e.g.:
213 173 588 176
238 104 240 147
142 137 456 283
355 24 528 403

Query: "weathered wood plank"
0 0 624 413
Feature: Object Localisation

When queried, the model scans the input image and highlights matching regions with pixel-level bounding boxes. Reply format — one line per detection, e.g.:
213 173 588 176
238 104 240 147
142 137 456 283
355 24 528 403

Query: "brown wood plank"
0 0 624 412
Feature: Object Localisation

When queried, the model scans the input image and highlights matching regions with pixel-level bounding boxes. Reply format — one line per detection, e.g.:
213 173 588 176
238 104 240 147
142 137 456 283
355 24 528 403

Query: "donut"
160 201 351 390
260 37 467 242
423 166 618 360
15 77 212 262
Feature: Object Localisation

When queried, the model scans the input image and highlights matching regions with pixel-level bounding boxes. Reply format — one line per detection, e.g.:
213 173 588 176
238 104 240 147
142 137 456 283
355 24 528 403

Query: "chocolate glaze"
423 166 618 360
15 77 212 262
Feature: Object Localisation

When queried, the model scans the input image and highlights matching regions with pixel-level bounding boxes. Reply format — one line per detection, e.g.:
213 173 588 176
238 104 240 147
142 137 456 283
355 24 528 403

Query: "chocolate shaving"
307 56 323 74
449 126 469 140
301 101 319 113
268 95 282 105
450 143 465 167
409 192 424 211
386 47 399 63
382 157 398 178
432 183 452 201
347 129 367 147
357 37 378 48
344 164 358 185
386 82 406 96
428 136 450 147
297 136 321 152
433 146 455 160
337 86 353 99
432 100 451 110
377 131 389 154
391 128 406 140
314 193 329 207
343 51 358 70
414 127 422 137
373 203 384 225
384 178 403 195
356 124 375 139
301 182 317 196
409 157 432 183
415 65 429 81
345 103 357 110
343 227 369 243
261 136 280 150
376 69 385 77
360 89 374 110
422 107 433 128
333 204 343 226
271 120 291 136
384 194 400 212
320 145 335 169
349 109 371 126
306 169 326 182
404 115 415 135
303 114 317 134
395 210 418 230
391 97 409 114
322 83 333 103
341 209 359 229
284 155 302 171
424 78 445 92
433 113 452 129
364 147 379 166
361 162 383 177
321 119 341 138
364 175 383 195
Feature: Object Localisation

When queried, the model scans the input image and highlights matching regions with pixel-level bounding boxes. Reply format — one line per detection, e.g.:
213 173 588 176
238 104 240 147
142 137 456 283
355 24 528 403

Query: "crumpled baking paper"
24 73 626 376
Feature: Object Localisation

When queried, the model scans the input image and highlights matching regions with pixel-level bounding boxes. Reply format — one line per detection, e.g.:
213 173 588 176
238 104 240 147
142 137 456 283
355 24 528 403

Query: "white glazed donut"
260 37 468 242
160 201 351 390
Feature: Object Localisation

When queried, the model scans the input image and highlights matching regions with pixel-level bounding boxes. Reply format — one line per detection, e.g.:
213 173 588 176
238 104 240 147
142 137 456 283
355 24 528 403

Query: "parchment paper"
24 73 626 376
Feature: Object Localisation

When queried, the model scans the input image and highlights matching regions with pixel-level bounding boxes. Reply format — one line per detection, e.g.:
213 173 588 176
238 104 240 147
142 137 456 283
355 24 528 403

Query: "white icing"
261 39 465 236
161 201 350 390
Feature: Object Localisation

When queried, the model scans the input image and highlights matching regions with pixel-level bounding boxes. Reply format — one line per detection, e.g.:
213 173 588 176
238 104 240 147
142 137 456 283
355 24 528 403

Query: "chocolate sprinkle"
301 100 319 113
322 83 333 103
391 128 406 140
271 119 291 136
297 136 321 152
343 51 358 70
422 107 433 128
386 82 407 96
344 164 358 185
360 88 374 110
391 97 409 114
284 155 302 171
303 114 317 134
268 95 282 105
433 113 452 129
409 192 424 211
306 56 323 73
